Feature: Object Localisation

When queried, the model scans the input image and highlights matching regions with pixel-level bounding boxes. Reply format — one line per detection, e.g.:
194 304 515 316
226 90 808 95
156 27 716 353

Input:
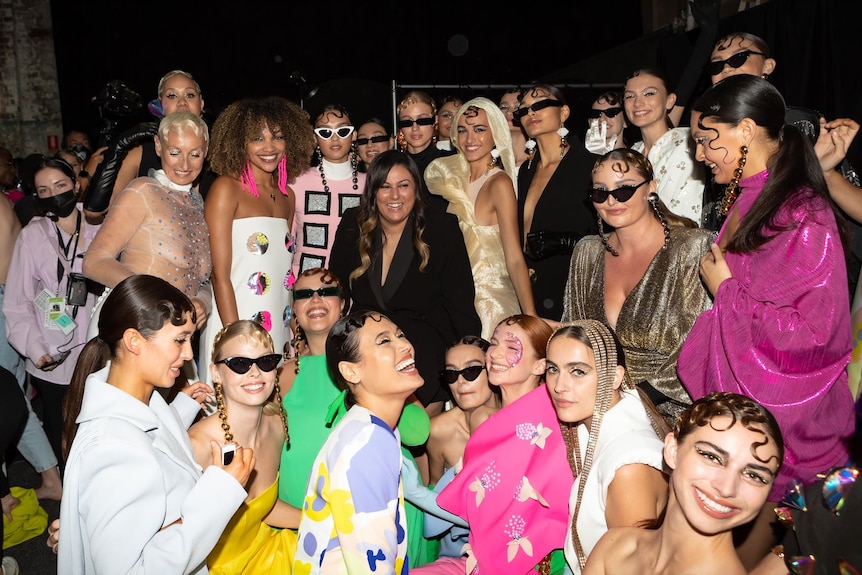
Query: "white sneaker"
1 557 19 575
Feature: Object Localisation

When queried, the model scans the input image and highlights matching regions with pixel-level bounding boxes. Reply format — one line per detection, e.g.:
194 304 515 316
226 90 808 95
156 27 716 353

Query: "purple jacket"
679 170 854 499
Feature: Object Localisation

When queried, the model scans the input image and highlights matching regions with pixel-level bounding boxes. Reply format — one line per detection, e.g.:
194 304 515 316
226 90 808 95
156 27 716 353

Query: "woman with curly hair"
200 96 314 374
583 392 784 575
329 150 480 415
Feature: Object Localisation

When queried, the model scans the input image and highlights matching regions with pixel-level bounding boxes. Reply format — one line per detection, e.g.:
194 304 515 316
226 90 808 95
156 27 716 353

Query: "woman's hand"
36 353 59 371
47 518 60 554
210 440 255 487
2 492 21 522
181 380 214 408
190 297 209 329
815 117 859 172
699 244 732 296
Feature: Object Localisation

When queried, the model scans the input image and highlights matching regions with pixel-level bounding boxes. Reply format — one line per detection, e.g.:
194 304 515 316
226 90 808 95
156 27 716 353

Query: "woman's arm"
264 499 301 529
81 182 147 289
3 226 51 365
492 176 538 316
816 117 862 222
604 463 668 528
204 176 240 325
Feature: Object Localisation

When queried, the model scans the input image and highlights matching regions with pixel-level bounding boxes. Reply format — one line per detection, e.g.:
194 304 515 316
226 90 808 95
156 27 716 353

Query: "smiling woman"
329 150 481 415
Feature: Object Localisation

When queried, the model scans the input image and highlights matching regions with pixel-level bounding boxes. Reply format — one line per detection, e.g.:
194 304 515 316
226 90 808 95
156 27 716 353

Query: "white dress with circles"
199 216 295 381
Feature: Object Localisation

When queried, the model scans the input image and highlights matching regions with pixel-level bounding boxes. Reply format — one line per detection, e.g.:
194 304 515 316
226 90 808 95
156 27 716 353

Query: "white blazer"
58 367 247 574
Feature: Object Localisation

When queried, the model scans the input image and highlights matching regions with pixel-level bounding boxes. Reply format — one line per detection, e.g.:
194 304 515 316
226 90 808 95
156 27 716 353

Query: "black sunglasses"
514 99 563 120
215 354 282 374
706 50 767 76
440 365 486 384
356 135 391 146
314 126 355 140
293 286 341 301
587 107 623 119
588 180 651 204
397 117 436 129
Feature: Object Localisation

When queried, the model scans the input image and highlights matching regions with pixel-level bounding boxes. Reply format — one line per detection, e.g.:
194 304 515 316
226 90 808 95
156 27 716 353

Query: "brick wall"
0 0 62 158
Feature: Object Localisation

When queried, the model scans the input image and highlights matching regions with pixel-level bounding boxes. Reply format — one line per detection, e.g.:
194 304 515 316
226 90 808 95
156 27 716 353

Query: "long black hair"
692 75 845 253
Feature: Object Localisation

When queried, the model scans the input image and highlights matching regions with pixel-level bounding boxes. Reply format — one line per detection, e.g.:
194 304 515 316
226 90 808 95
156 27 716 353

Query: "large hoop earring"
719 145 748 216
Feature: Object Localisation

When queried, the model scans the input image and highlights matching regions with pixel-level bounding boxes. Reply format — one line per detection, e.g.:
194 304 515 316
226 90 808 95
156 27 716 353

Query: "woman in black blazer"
330 150 481 415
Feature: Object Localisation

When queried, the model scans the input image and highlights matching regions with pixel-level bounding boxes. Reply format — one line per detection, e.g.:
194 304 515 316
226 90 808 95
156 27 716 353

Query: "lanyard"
55 210 82 286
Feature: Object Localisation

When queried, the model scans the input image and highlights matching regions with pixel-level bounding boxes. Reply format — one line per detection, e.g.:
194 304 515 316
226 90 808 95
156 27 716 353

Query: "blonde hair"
158 111 209 147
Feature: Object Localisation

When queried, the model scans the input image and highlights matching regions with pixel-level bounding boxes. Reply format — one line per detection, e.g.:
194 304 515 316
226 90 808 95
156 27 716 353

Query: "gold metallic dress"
426 162 520 339
562 227 714 421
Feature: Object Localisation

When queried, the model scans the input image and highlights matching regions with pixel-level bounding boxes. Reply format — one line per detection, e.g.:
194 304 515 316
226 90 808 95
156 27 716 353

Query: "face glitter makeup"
505 332 524 367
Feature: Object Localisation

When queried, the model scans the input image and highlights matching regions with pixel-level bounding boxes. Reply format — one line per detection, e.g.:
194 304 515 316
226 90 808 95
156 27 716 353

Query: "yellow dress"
207 477 297 574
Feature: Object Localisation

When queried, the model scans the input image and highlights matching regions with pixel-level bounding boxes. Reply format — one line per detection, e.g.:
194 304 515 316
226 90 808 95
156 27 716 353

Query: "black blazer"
330 206 482 405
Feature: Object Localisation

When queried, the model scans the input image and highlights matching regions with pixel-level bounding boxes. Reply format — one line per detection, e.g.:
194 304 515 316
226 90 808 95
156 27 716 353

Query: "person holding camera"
2 156 101 464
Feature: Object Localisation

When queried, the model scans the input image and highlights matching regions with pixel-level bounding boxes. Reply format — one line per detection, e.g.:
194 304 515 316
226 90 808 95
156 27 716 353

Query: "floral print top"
294 405 408 575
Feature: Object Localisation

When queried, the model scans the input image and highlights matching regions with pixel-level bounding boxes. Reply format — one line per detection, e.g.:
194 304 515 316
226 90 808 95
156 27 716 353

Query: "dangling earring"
598 217 618 256
273 376 290 445
215 382 233 443
240 161 259 198
486 147 500 176
316 146 330 195
291 324 305 375
648 192 670 250
557 126 569 158
719 145 748 216
350 143 358 191
276 156 288 198
397 132 407 152
525 139 537 169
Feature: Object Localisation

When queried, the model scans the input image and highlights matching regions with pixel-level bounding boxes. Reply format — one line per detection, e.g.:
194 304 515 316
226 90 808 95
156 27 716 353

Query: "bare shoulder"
586 527 655 575
429 407 461 440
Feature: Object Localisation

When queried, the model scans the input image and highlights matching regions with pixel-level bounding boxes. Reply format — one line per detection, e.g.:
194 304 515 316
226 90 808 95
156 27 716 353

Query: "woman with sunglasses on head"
582 392 783 575
59 274 254 574
678 75 855 569
330 150 481 417
189 319 297 573
516 84 598 322
396 90 455 213
419 315 573 575
425 97 537 338
624 68 706 225
562 149 712 426
3 157 102 465
291 105 367 276
200 96 314 376
293 310 422 574
498 88 529 168
356 117 395 170
584 92 629 156
546 320 669 574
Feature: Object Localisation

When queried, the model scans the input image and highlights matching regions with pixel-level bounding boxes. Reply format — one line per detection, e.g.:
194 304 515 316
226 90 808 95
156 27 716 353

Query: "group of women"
6 26 858 575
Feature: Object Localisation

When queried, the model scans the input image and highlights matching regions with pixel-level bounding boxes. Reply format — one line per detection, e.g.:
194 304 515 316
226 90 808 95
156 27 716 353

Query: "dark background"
49 0 645 141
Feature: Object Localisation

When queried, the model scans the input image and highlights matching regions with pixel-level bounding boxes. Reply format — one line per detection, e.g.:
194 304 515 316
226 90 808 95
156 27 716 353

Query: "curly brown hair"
208 96 314 185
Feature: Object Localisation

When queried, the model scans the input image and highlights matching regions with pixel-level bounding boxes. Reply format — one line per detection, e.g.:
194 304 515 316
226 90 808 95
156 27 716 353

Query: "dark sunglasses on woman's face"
440 365 486 384
293 286 341 301
587 107 623 119
588 180 651 204
513 99 564 120
215 354 282 374
397 117 436 129
356 135 391 146
706 50 766 76
314 126 355 140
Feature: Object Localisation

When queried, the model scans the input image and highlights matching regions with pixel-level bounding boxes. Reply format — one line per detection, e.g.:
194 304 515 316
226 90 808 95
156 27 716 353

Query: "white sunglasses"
314 126 355 140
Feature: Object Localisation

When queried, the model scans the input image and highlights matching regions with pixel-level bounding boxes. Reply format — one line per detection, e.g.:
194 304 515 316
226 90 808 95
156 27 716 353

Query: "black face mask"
38 190 78 219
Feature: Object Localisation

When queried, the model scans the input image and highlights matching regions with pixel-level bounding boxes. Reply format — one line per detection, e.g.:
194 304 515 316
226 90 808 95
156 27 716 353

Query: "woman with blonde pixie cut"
426 97 536 337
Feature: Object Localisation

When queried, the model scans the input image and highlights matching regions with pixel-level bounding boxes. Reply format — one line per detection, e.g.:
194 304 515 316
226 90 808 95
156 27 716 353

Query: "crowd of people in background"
0 24 860 575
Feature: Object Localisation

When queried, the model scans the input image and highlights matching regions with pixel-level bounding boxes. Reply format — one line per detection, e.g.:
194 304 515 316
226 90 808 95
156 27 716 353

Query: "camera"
66 273 89 307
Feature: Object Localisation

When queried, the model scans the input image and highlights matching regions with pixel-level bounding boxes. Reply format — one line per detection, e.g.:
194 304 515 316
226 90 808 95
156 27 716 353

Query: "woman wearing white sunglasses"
291 104 368 277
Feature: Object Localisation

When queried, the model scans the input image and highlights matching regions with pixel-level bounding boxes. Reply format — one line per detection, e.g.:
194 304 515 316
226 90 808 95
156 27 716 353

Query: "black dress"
330 207 481 405
516 140 597 320
408 145 456 214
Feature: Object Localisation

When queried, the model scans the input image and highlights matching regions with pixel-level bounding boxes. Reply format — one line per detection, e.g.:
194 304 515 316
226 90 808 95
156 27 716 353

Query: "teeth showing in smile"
696 488 732 514
260 154 278 161
387 203 403 209
242 383 265 392
489 363 507 372
395 358 415 372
